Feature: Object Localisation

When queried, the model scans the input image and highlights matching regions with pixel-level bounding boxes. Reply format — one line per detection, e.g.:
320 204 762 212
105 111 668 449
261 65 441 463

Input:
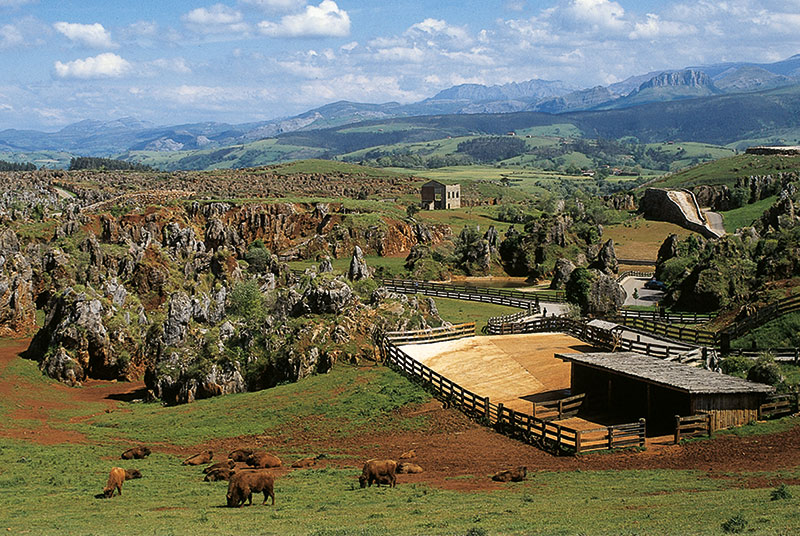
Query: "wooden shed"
556 352 774 435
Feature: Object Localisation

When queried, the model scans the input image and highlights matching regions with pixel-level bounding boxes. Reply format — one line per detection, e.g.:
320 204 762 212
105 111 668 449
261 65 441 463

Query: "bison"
124 469 142 480
121 446 151 460
359 459 397 488
399 449 416 459
228 449 253 462
246 451 282 469
203 460 236 474
226 470 275 507
182 450 213 466
205 468 236 482
491 466 527 482
103 467 127 498
397 462 424 474
291 454 325 468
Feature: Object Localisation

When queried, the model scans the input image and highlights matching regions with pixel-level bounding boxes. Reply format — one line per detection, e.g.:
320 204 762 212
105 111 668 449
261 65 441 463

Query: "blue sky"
1 0 800 130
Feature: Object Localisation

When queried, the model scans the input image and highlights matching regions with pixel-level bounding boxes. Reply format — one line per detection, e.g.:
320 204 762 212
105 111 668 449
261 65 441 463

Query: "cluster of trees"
456 137 527 162
344 149 471 169
68 157 153 171
0 160 37 171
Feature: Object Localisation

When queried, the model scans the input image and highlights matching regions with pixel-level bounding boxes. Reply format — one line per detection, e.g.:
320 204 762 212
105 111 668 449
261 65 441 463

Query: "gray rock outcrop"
347 246 371 281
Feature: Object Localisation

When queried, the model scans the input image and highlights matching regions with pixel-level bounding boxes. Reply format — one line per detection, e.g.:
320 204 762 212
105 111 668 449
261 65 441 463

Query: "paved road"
703 210 726 237
619 276 664 307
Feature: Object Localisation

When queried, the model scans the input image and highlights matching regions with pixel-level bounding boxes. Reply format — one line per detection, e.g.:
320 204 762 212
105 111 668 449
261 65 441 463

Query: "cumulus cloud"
407 18 470 42
53 22 116 48
629 14 697 39
183 4 249 34
562 0 627 32
259 0 350 37
374 46 425 63
54 53 131 79
0 24 23 48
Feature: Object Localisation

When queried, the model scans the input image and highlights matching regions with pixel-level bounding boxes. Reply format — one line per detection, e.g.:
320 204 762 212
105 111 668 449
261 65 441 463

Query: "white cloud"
155 85 272 107
0 24 23 48
340 41 358 52
629 14 697 39
147 58 192 75
407 18 470 43
563 0 627 32
259 0 350 37
54 53 131 79
183 4 249 34
504 0 526 12
53 22 116 49
374 46 425 63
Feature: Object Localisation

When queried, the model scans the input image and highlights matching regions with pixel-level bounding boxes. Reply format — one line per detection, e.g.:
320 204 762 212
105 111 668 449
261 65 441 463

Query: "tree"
565 267 594 314
406 203 421 219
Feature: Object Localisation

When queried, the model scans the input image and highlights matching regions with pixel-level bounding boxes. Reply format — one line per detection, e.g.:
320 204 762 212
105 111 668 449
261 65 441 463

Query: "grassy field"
720 196 777 233
603 217 698 260
648 153 800 189
431 297 520 333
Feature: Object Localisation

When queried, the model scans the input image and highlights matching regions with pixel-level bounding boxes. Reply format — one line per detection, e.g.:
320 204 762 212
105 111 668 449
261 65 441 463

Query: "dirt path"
0 339 146 445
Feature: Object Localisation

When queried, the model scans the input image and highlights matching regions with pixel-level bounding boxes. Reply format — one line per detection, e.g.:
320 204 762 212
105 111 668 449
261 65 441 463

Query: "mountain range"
2 54 800 164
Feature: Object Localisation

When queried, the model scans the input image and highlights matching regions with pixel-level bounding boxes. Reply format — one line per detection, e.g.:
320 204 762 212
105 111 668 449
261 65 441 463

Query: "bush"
229 280 266 323
565 267 594 314
719 355 753 377
721 513 748 533
771 483 792 501
747 353 783 386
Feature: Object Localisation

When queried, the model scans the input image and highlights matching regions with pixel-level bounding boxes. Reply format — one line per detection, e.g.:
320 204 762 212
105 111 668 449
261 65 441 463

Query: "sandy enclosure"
400 333 596 413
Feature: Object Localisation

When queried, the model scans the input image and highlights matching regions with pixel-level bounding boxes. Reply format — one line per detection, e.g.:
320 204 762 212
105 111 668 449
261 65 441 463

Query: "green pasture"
719 196 777 233
1 438 799 535
649 153 800 189
431 297 520 333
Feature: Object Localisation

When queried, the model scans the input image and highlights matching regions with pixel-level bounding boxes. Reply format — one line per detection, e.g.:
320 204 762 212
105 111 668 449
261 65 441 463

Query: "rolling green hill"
647 153 800 189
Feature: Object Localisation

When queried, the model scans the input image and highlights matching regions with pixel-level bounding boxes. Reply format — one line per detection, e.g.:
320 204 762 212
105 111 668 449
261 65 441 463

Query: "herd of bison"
105 445 527 506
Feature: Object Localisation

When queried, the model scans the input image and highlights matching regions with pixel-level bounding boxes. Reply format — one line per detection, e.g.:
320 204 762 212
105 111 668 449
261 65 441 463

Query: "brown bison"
291 454 325 468
359 459 397 488
182 450 213 466
124 469 143 480
205 468 236 482
246 451 282 469
228 449 253 462
399 449 416 459
121 446 151 460
397 462 424 474
226 470 275 507
491 466 527 482
203 460 236 474
103 467 127 498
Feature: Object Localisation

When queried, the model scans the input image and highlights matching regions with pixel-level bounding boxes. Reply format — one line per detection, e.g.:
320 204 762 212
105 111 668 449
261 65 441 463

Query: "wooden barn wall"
691 394 763 431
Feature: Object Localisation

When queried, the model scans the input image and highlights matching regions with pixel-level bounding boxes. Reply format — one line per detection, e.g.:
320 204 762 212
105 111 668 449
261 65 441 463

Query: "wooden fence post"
607 427 614 449
497 403 504 427
484 397 490 421
575 430 582 454
674 415 681 444
639 418 646 448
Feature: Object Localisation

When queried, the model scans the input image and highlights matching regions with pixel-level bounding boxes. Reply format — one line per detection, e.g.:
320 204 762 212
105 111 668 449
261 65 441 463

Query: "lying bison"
205 468 236 482
203 460 236 474
228 449 253 462
226 470 275 507
103 467 141 498
121 446 151 460
182 450 213 466
359 459 397 488
491 466 527 482
246 451 281 469
397 462 424 474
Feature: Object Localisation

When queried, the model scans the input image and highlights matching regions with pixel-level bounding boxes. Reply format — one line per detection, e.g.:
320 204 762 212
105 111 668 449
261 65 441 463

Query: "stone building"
421 180 461 210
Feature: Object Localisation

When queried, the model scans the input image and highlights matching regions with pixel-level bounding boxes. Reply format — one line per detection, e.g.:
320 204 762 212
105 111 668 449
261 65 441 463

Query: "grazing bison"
246 451 282 469
397 462 424 474
121 446 151 460
203 460 236 474
103 467 127 498
226 471 275 507
399 449 416 459
205 468 236 482
228 449 253 462
359 459 397 488
491 466 527 482
182 450 213 466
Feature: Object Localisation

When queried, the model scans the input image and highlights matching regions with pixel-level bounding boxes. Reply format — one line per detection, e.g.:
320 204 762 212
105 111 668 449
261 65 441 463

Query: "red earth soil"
3 339 800 491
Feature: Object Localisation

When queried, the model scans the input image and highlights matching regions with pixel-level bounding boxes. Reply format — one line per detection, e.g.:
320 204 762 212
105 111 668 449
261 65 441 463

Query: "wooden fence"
379 334 646 454
616 270 655 282
613 309 717 325
674 413 712 443
384 323 476 345
381 279 567 304
612 317 717 346
533 393 585 421
720 295 800 342
758 393 799 420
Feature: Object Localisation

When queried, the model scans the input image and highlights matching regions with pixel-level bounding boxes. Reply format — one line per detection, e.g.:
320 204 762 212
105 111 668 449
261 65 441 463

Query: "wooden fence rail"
614 309 717 325
381 279 567 303
758 393 799 420
379 334 645 455
384 323 476 345
533 393 585 421
612 317 717 346
674 413 712 443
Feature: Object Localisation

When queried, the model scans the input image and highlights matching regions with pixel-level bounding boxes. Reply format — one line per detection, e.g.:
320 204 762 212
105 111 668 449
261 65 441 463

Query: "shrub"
719 355 753 377
229 280 266 323
747 353 783 386
721 513 748 533
771 483 792 501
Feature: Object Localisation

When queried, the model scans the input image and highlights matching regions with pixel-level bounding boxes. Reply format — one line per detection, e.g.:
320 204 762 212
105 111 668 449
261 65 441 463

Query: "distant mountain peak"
634 69 715 93
429 79 575 103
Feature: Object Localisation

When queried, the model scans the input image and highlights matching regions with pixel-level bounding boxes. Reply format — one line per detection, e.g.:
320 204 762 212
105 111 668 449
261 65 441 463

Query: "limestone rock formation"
550 258 576 289
348 246 372 281
591 239 618 275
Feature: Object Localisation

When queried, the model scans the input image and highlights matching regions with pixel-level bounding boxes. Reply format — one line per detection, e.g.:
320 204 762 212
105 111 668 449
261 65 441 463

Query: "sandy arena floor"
400 333 597 413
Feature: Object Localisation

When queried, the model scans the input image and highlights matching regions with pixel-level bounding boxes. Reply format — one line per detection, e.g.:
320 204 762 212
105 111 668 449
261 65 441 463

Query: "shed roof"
557 352 774 395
